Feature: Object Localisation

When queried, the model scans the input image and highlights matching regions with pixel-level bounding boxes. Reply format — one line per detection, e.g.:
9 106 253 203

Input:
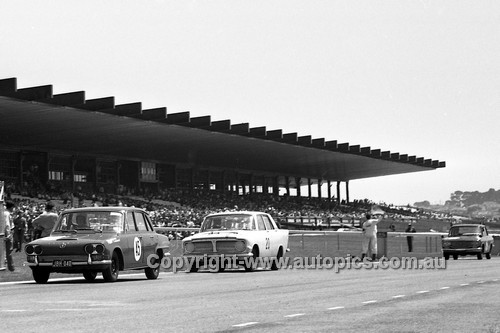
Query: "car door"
260 214 280 257
133 211 156 265
122 211 144 269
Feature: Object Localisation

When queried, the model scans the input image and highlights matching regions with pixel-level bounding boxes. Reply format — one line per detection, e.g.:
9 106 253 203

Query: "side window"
261 215 274 230
144 214 154 231
125 212 135 232
134 212 148 232
256 215 266 231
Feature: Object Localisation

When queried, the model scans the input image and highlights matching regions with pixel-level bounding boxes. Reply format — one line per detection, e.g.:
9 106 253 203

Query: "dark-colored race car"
442 224 494 260
25 206 170 283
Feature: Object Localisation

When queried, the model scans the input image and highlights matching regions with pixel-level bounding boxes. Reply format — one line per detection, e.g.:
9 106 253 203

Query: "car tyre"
244 246 259 272
486 248 492 260
189 260 199 273
103 251 120 282
32 267 50 284
83 271 98 282
453 254 458 260
271 248 283 271
444 254 449 260
477 253 483 260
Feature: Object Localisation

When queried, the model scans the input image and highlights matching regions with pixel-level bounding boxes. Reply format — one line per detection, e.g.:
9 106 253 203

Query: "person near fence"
405 222 416 252
3 201 16 272
361 213 383 261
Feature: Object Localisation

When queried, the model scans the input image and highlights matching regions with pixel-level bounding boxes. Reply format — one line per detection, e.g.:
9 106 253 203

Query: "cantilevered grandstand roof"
0 77 445 181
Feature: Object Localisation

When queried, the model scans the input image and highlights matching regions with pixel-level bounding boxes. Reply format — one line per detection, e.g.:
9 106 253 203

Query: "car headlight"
25 244 35 255
84 243 105 254
234 240 247 252
184 242 195 253
33 245 43 255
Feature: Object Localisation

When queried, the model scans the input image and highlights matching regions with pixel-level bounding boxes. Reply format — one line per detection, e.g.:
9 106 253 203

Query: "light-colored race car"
442 224 494 260
25 206 170 283
182 211 289 272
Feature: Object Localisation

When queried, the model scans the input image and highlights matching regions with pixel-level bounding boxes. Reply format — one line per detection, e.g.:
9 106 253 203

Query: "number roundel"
134 237 142 261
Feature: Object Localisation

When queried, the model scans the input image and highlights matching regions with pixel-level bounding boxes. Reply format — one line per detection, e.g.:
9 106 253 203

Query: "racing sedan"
25 206 170 283
182 211 289 272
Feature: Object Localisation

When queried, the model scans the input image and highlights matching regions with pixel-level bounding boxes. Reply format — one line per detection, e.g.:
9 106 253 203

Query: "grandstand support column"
296 177 301 197
317 179 322 199
273 176 279 197
327 180 332 201
19 153 25 188
345 180 350 204
308 178 312 198
285 176 290 196
337 181 341 204
71 156 76 191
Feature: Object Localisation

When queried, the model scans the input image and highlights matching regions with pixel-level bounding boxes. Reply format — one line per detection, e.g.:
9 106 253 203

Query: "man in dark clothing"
406 222 417 252
13 211 27 252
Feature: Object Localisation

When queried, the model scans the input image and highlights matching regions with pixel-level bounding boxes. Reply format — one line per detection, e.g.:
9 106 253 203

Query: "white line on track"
362 300 377 304
460 283 469 286
392 295 405 298
0 273 151 286
493 279 499 282
416 290 429 294
477 281 485 284
439 287 450 290
232 322 258 328
1 310 27 313
327 306 345 310
284 313 305 318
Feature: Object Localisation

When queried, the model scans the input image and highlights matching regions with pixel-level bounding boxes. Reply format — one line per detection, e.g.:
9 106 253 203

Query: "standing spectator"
13 211 27 252
405 222 417 252
3 201 15 271
32 202 58 239
361 213 383 261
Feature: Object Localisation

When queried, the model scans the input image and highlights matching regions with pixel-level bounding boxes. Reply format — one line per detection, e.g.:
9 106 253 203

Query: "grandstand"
0 77 445 208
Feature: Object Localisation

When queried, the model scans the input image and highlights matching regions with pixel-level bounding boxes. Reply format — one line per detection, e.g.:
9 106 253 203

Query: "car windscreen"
54 211 124 233
449 226 481 237
201 215 255 232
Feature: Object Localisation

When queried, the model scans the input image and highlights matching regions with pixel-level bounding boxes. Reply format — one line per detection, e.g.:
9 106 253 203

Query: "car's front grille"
191 240 239 254
216 241 237 253
193 241 214 253
449 241 478 249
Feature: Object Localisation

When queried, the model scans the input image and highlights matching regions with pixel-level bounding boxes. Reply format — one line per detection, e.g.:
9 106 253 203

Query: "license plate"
53 260 72 267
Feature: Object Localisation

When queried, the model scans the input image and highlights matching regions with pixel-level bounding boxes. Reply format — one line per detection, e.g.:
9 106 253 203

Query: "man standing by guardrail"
361 212 383 261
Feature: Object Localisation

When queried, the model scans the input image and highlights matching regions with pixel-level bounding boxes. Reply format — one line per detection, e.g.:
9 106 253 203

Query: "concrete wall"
167 230 444 260
287 231 443 260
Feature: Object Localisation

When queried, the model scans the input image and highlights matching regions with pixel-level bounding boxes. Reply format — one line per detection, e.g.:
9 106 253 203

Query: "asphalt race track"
1 258 500 333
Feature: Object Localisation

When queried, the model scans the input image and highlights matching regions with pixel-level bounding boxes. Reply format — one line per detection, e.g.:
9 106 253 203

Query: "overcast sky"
2 1 499 206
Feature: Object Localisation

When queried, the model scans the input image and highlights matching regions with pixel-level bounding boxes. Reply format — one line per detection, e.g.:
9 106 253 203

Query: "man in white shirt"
3 201 15 271
361 213 383 261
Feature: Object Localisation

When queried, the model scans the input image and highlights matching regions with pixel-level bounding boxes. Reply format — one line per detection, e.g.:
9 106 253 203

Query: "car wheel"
244 246 259 272
444 254 449 260
32 267 50 284
271 248 283 271
453 254 458 260
477 253 483 260
102 251 120 282
486 247 492 260
188 260 199 273
83 271 98 282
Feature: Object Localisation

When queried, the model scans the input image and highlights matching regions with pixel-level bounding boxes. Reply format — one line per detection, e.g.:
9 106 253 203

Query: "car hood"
29 233 118 245
442 235 480 241
184 230 245 242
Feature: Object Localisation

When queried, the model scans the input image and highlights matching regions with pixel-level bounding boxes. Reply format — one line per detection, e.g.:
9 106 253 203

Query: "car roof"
205 211 268 217
61 206 146 213
451 224 485 227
